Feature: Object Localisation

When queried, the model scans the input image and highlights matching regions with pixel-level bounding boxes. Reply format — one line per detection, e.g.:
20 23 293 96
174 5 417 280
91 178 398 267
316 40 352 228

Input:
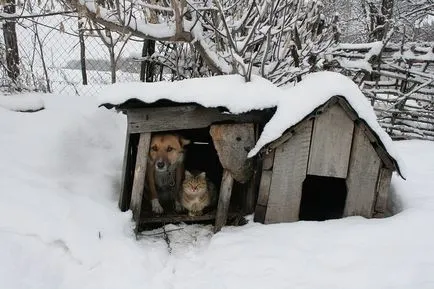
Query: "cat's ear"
198 172 206 178
179 136 191 147
185 170 192 178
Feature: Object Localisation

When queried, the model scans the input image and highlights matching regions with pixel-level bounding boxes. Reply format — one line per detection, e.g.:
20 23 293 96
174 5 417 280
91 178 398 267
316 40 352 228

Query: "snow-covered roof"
98 72 405 178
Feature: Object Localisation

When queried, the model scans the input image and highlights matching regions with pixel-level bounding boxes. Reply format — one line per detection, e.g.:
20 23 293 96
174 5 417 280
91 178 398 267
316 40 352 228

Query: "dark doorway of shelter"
299 175 348 221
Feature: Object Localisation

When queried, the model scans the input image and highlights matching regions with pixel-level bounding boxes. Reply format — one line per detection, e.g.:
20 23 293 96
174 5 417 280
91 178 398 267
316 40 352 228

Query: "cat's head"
183 170 207 194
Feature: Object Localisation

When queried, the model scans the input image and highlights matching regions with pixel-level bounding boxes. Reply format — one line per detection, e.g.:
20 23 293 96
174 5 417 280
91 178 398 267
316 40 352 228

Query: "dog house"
254 96 404 224
99 72 404 233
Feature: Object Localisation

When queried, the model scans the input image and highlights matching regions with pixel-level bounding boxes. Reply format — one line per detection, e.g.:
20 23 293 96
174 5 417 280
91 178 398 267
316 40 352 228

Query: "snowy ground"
1 92 434 289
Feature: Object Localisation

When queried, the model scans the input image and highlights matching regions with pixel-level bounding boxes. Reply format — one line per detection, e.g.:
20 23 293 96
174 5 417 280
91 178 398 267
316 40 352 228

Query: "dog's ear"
179 136 191 147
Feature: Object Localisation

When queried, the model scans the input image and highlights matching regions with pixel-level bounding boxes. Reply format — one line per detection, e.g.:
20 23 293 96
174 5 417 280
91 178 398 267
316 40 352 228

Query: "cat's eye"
151 145 158 152
167 146 173 152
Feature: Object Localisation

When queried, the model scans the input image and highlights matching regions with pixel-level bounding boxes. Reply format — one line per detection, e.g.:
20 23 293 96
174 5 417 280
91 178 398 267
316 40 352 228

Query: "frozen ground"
0 91 434 289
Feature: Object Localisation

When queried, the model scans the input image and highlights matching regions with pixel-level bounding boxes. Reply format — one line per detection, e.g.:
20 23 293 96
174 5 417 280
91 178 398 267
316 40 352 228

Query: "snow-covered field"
1 91 434 289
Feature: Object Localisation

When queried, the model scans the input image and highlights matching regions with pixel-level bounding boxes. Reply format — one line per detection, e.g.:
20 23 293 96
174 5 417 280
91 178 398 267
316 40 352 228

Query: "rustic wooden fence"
330 42 434 141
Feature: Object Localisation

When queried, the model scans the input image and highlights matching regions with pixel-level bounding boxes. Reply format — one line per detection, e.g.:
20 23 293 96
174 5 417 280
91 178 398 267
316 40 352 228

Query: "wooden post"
130 133 151 229
214 169 234 232
119 128 134 211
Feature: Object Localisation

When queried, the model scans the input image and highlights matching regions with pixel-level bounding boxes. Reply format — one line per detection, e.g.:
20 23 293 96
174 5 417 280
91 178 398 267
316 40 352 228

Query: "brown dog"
147 134 190 214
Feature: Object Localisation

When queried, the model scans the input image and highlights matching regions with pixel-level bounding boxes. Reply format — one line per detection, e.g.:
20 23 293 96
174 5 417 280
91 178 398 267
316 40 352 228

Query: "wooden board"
264 120 313 224
344 125 381 218
262 150 275 171
254 170 272 223
308 104 354 178
214 170 234 232
374 168 393 215
127 105 268 133
119 128 133 211
210 123 255 183
130 133 151 229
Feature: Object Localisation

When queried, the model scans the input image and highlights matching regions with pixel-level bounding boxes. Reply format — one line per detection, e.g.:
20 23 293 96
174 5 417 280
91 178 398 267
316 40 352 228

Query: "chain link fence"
1 10 145 96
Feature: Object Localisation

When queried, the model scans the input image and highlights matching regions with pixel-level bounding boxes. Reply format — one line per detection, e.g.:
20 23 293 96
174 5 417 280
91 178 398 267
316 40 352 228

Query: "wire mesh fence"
1 10 144 96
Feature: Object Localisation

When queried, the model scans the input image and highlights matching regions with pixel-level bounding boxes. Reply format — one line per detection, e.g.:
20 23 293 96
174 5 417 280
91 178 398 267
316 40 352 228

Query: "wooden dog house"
254 96 403 224
99 73 404 233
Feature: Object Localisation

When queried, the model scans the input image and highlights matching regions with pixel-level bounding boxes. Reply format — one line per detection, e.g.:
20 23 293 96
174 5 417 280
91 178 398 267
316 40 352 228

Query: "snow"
1 90 434 289
0 93 45 112
98 72 405 176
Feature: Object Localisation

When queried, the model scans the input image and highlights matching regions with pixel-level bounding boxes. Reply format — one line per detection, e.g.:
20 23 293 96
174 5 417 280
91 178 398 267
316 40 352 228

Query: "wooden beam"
119 127 134 211
344 125 381 218
210 123 255 183
127 105 268 133
214 170 234 232
374 168 393 216
265 120 312 224
262 150 275 171
254 170 272 223
130 133 151 230
308 104 354 178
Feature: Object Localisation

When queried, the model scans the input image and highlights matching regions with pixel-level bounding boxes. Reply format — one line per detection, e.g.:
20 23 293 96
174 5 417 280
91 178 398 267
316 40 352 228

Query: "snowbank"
1 90 434 289
0 93 45 112
98 72 405 175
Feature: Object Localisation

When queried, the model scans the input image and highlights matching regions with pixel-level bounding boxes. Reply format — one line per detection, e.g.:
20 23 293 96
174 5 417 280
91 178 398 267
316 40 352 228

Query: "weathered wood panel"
262 150 275 171
265 120 313 224
130 133 151 229
119 127 133 211
254 170 272 223
344 125 381 218
127 105 268 133
214 170 234 232
210 123 255 183
374 168 393 215
308 104 354 178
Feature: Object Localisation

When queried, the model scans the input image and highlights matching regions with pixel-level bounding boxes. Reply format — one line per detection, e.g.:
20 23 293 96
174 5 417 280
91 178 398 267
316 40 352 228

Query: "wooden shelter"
102 99 274 233
254 96 403 224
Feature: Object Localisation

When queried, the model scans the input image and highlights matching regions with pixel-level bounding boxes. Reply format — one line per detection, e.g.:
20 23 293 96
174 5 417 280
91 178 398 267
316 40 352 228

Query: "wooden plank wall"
264 120 313 224
308 104 354 178
344 125 381 218
374 168 393 216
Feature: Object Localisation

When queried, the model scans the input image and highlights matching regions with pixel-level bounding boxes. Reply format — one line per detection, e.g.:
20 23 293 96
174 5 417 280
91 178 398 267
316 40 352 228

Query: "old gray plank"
127 106 267 133
210 123 255 183
344 125 381 218
264 120 313 224
130 133 151 229
374 168 393 215
214 169 234 232
254 170 272 223
262 150 275 171
308 104 354 178
119 127 133 211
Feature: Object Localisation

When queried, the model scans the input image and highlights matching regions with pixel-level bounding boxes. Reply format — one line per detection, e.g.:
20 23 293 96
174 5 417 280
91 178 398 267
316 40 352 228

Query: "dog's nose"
156 161 165 169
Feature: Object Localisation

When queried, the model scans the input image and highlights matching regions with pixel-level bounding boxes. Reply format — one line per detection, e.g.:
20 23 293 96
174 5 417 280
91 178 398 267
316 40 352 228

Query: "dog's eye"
167 146 173 152
151 145 158 152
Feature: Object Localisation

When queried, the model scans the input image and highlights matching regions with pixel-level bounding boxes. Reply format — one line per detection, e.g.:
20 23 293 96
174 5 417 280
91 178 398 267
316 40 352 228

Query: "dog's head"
149 134 190 172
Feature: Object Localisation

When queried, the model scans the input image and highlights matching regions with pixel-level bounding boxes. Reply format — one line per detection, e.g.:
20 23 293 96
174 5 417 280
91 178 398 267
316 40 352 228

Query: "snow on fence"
0 11 143 95
331 42 434 141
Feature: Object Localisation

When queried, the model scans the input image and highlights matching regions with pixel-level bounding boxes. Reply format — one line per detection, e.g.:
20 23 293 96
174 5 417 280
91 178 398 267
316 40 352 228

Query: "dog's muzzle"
155 159 167 172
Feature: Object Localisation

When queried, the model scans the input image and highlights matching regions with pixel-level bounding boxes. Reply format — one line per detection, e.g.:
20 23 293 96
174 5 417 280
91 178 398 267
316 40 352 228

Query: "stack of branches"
329 40 434 141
